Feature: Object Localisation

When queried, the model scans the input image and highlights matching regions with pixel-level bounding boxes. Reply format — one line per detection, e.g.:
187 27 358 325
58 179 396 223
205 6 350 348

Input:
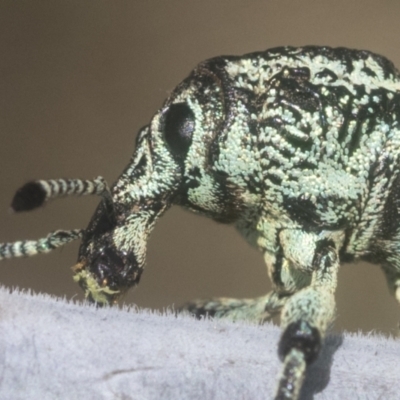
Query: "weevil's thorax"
154 46 400 251
216 47 400 251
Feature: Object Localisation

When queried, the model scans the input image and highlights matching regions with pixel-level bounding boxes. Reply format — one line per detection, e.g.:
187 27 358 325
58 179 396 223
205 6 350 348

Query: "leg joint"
312 239 337 271
278 320 321 365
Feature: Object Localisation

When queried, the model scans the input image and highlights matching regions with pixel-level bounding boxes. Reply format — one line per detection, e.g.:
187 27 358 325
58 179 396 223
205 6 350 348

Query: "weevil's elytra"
2 46 400 399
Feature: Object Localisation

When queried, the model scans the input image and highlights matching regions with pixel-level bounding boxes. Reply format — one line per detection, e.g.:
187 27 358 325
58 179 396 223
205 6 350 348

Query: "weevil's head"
73 56 254 305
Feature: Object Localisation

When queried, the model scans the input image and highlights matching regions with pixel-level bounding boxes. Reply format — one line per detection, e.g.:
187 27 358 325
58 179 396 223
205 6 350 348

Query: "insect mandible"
2 46 400 400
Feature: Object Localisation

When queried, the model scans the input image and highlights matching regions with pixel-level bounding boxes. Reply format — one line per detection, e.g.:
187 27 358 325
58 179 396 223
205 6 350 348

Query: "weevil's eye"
162 102 195 157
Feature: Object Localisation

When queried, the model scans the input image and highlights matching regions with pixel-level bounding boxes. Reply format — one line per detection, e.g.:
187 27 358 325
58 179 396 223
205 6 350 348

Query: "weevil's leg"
181 290 287 322
275 241 339 400
0 229 83 259
381 264 400 323
11 177 112 212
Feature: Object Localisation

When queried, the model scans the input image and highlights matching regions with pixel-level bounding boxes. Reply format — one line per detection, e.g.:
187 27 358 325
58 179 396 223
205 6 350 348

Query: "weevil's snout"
72 245 141 306
92 247 141 291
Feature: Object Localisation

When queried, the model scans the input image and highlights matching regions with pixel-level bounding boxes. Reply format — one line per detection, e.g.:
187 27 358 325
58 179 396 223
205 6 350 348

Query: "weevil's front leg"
275 238 340 400
181 290 288 323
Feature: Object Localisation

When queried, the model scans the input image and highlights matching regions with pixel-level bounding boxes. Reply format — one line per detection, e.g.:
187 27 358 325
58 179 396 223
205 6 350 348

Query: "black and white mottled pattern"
2 46 400 399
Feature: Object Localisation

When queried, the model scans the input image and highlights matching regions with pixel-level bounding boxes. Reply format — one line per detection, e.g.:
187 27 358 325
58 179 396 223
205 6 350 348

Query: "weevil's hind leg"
0 229 84 260
180 290 287 322
275 243 340 400
11 177 112 212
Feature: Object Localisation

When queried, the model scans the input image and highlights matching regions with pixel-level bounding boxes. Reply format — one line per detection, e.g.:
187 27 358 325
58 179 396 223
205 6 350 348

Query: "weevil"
2 46 400 399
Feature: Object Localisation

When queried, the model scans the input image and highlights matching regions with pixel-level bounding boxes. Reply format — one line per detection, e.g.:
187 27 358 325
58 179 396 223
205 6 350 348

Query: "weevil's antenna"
11 177 112 212
0 176 114 261
0 229 84 260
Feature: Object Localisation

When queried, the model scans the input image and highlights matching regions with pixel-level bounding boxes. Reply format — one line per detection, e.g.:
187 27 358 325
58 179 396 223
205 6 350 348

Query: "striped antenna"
0 229 84 260
0 176 114 261
11 176 112 212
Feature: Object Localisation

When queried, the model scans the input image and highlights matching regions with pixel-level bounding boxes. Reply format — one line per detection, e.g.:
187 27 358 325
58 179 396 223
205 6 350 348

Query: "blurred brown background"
1 0 400 335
